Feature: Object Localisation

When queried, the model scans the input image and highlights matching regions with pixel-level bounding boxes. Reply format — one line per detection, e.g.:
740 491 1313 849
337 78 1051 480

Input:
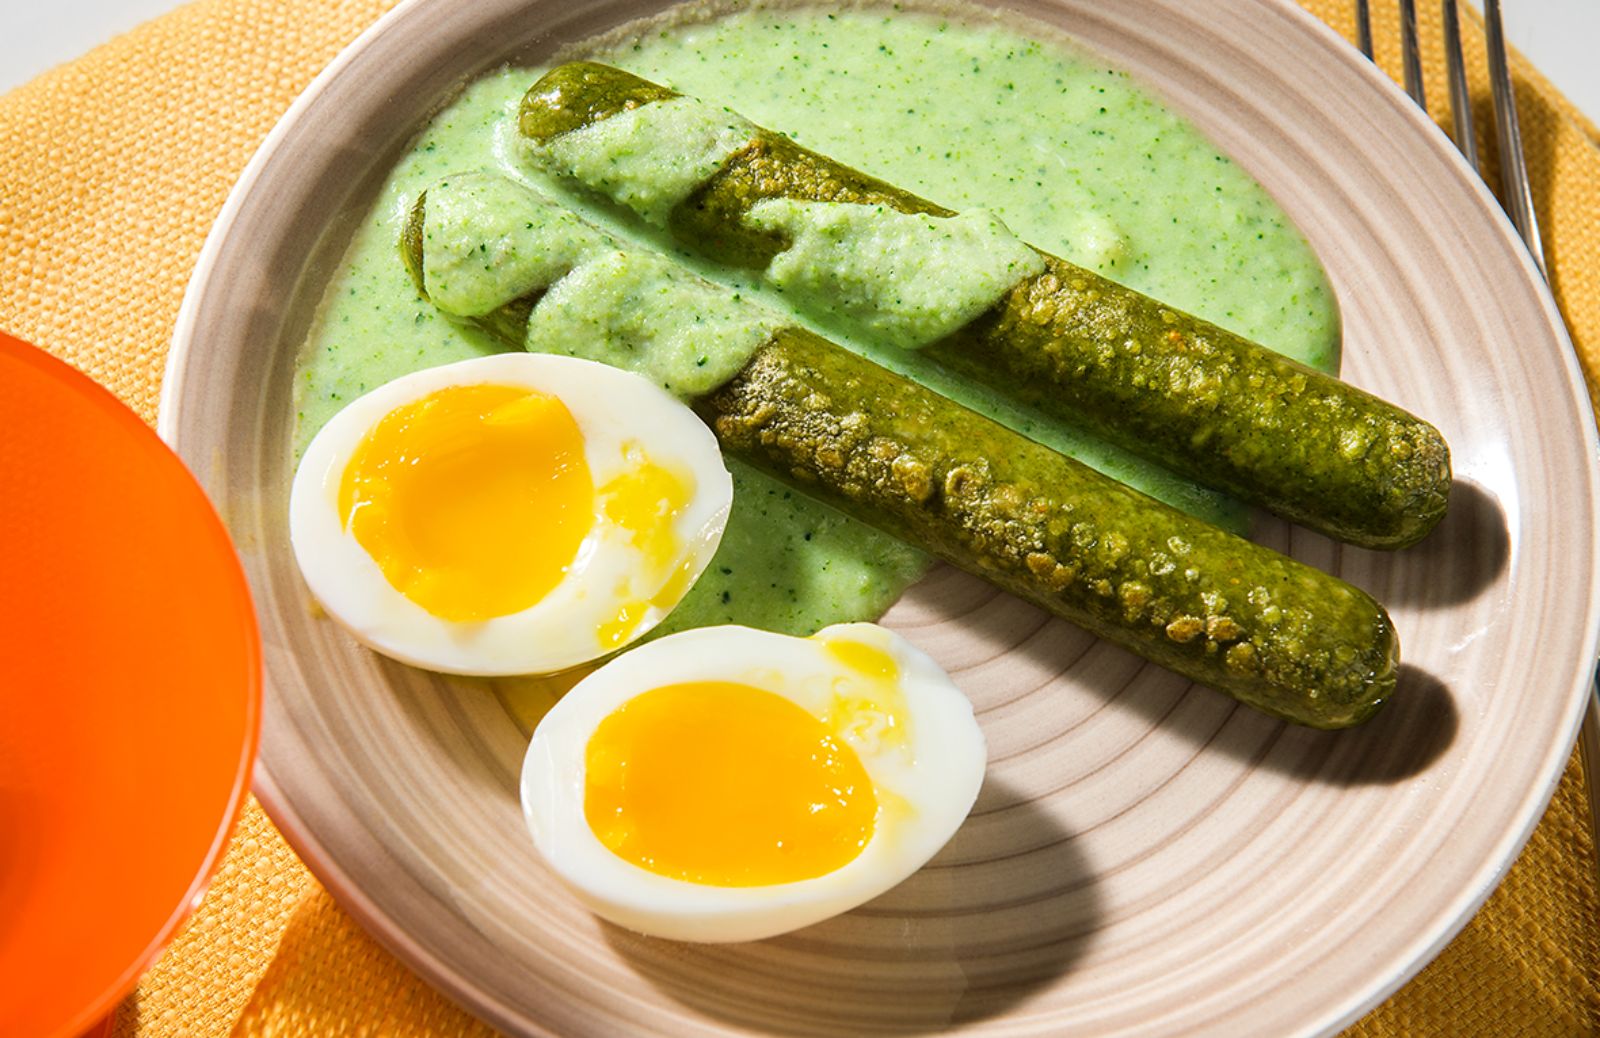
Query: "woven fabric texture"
0 0 1594 1034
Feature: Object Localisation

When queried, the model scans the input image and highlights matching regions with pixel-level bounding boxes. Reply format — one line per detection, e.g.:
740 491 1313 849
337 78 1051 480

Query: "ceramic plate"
160 0 1600 1034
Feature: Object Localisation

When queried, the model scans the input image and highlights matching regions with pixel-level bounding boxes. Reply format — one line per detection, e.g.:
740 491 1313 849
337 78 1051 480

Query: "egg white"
521 623 987 943
289 353 732 676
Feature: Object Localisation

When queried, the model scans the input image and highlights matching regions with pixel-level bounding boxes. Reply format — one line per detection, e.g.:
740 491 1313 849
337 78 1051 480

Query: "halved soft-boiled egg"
289 353 732 675
521 622 986 942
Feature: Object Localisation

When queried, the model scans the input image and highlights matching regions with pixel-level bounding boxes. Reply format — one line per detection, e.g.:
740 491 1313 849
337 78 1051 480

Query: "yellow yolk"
594 444 697 649
599 443 694 566
338 383 593 622
821 636 910 753
584 681 878 886
824 637 899 683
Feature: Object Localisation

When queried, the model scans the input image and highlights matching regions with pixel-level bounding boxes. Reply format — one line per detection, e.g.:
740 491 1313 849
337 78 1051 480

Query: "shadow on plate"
373 657 537 805
1017 623 1459 787
935 575 1461 788
1358 479 1509 609
604 775 1100 1036
1221 662 1459 786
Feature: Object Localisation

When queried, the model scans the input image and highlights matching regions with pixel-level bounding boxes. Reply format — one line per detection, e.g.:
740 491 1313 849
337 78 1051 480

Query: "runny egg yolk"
594 445 696 650
338 383 593 623
820 636 910 754
584 681 878 886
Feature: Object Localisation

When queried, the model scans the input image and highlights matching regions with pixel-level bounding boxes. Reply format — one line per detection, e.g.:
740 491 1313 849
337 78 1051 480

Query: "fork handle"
1484 0 1548 277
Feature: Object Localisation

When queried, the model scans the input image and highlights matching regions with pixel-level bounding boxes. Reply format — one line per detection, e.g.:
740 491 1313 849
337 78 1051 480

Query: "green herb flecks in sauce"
421 171 611 316
526 248 776 399
420 172 776 398
294 3 1340 639
540 95 756 226
746 200 1044 350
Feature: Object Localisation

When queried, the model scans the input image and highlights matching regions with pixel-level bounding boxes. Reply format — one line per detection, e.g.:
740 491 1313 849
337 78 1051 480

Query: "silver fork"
1356 0 1600 871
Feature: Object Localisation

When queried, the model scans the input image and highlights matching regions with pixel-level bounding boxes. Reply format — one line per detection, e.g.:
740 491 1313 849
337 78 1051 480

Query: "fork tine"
1441 0 1479 170
1357 0 1595 901
1483 0 1547 277
1481 0 1600 904
1399 0 1427 107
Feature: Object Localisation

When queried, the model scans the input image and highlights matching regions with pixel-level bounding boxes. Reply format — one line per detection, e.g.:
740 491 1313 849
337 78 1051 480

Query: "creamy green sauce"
422 172 609 316
294 2 1339 640
526 248 775 398
746 200 1043 350
541 95 755 226
423 172 774 397
625 7 1338 360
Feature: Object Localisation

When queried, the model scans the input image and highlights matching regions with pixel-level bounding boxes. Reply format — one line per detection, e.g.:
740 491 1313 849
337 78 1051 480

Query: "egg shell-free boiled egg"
289 353 731 676
521 622 986 943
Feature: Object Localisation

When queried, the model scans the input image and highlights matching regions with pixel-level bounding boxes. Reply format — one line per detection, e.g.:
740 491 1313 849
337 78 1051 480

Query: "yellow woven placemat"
1 0 1595 1034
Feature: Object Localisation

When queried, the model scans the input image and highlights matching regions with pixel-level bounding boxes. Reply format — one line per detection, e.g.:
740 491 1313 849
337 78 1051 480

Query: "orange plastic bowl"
0 332 261 1038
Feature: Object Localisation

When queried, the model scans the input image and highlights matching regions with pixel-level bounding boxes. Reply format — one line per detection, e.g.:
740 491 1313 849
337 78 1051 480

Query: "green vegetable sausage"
518 62 1452 550
402 182 1398 727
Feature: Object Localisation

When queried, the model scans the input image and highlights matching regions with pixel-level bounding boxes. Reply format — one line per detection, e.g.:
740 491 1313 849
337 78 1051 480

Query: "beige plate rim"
160 0 1600 1034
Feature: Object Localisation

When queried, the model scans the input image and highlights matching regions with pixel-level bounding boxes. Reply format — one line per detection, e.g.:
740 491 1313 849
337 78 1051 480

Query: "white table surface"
1 0 1596 122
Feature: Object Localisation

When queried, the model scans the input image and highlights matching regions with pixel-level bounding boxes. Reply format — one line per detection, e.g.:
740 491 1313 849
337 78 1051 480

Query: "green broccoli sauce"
541 94 755 226
294 4 1339 641
523 248 777 399
746 200 1045 350
421 171 610 316
421 171 776 398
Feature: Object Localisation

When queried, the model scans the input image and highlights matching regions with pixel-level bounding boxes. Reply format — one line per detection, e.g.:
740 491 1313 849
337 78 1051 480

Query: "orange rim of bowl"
0 332 262 1038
